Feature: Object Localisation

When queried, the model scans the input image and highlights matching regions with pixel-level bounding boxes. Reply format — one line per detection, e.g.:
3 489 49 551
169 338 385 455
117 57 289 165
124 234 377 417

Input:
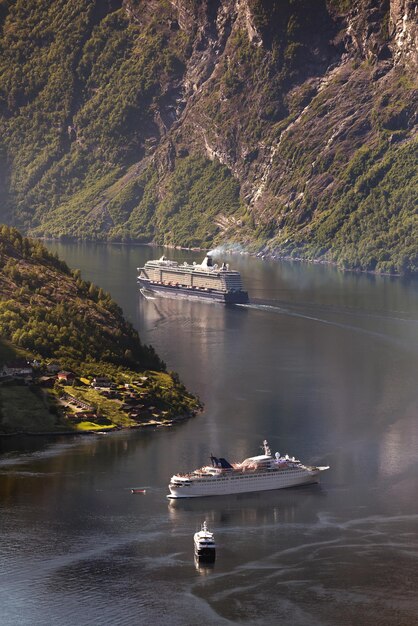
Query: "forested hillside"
0 0 416 274
0 224 161 369
0 224 200 433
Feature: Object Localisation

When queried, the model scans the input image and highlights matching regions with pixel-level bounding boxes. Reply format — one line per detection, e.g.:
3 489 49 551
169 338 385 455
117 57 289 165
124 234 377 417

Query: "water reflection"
1 241 416 625
168 485 326 529
194 556 215 576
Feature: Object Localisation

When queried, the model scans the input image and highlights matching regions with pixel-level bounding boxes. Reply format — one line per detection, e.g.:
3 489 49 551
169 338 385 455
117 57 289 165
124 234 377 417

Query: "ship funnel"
201 255 213 269
263 440 271 456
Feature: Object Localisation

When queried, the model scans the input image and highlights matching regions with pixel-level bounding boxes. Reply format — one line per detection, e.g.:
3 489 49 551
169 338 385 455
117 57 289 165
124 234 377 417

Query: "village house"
132 377 148 386
61 393 93 411
75 411 97 420
57 371 76 384
91 376 111 388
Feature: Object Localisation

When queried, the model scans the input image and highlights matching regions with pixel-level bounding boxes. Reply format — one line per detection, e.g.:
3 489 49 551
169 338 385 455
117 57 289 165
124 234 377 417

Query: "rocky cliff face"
0 0 416 273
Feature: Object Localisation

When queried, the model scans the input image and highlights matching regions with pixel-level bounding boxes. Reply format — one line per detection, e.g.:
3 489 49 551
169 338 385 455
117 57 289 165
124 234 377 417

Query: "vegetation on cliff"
0 0 416 274
0 225 201 434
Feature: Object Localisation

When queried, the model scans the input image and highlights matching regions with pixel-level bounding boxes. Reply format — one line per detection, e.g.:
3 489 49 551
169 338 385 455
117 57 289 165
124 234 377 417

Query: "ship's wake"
235 300 415 351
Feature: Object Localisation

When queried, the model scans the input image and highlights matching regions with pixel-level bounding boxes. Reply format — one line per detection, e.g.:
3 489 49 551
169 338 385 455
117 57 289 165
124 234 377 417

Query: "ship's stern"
224 290 249 304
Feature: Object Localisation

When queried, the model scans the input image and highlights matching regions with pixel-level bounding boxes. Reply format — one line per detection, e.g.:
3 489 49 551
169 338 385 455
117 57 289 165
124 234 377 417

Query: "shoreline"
0 409 198 439
36 236 416 279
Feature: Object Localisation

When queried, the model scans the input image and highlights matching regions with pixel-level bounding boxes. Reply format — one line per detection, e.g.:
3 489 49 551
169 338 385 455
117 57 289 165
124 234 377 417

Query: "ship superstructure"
167 441 329 499
137 254 248 304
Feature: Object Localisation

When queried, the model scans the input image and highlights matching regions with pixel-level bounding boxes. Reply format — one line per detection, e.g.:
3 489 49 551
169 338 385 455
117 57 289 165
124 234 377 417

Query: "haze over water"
1 243 418 625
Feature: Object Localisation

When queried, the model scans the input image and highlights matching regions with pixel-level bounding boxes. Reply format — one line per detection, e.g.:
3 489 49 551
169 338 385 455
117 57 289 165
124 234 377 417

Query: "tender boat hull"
195 546 216 560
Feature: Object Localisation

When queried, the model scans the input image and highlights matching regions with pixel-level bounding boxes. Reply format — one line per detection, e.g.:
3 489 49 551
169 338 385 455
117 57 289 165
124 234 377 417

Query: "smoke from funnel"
206 244 247 257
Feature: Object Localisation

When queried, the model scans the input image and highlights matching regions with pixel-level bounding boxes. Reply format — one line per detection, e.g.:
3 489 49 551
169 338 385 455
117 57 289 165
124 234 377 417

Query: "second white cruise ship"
167 441 329 499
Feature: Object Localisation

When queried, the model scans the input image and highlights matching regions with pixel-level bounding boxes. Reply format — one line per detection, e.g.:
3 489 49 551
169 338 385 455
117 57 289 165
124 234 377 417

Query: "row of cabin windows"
147 270 243 290
187 470 304 483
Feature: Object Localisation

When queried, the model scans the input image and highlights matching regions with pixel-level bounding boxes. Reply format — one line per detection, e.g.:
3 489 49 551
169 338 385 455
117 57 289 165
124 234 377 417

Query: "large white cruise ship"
137 254 249 304
167 441 329 499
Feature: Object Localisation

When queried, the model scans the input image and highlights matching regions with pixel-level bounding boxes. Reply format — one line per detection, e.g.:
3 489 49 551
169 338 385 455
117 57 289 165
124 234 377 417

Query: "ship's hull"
138 278 249 304
195 546 216 561
168 468 321 499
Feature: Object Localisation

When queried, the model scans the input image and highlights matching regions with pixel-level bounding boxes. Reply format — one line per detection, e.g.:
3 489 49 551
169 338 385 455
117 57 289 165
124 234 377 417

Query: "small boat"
131 488 147 494
194 521 216 561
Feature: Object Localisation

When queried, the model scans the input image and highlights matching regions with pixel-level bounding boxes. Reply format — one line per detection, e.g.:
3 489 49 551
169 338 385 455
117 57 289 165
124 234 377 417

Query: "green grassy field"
65 386 137 428
74 421 116 432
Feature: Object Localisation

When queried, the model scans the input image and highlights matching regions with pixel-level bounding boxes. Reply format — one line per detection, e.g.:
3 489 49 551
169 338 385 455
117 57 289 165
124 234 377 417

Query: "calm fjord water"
1 243 418 626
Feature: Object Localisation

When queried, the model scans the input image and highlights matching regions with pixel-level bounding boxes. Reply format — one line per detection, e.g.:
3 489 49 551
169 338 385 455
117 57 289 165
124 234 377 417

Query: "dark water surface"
1 243 418 626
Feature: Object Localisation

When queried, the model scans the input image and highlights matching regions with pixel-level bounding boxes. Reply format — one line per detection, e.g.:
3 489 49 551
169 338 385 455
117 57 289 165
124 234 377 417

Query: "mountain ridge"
0 0 416 273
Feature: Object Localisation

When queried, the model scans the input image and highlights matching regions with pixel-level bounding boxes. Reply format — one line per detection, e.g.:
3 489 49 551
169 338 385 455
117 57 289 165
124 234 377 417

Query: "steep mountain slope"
0 0 416 273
